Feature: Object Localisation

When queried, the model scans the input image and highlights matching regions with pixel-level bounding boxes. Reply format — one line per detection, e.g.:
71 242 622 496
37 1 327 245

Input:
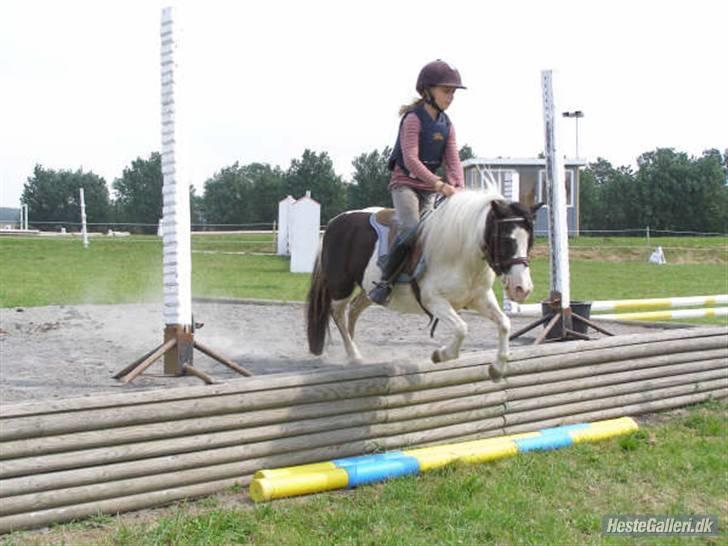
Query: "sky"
1 0 726 208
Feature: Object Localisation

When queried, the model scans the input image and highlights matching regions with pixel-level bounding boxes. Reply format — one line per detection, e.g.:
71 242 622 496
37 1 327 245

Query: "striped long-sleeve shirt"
389 113 465 192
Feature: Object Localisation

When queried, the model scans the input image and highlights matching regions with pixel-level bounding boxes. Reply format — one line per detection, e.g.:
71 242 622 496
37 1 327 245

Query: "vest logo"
432 132 445 141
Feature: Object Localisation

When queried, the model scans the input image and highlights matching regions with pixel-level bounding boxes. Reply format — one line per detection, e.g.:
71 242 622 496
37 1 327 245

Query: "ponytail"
398 97 424 117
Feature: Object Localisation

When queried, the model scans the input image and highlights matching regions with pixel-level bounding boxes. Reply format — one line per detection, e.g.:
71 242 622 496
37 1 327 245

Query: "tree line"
579 148 727 233
19 146 727 233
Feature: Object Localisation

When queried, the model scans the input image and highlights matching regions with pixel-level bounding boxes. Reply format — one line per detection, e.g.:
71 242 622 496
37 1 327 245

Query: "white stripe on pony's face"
501 225 533 303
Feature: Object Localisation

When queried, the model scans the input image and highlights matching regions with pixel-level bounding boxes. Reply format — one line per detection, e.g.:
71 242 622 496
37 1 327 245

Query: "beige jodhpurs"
391 185 435 234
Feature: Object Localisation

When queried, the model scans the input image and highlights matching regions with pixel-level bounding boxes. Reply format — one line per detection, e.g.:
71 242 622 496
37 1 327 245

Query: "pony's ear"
531 202 545 215
490 200 511 218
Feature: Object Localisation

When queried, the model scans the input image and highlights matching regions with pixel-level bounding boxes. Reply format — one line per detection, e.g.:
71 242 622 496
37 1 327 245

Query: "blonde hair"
398 97 424 117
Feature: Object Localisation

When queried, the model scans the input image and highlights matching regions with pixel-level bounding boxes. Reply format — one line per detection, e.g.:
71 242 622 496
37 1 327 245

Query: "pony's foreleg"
427 298 468 363
347 290 372 339
330 298 364 364
471 288 511 381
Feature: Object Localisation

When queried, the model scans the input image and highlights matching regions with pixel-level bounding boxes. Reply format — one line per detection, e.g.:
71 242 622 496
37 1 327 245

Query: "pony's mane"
420 189 503 263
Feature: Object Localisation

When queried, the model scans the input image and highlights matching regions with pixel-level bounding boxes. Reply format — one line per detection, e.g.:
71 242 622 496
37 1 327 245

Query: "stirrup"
368 281 392 305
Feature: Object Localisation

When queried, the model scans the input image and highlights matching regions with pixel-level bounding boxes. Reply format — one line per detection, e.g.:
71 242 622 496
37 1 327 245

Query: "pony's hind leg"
347 290 372 339
331 297 365 364
426 297 468 363
471 288 511 381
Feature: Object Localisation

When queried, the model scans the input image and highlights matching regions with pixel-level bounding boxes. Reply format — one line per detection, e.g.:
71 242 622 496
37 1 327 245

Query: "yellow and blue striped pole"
249 417 639 502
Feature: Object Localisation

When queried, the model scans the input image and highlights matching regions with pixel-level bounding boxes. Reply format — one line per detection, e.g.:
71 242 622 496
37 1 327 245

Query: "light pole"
562 110 584 158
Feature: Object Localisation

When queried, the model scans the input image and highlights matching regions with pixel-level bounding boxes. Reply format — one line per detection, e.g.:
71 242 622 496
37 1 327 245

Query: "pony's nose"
511 284 531 303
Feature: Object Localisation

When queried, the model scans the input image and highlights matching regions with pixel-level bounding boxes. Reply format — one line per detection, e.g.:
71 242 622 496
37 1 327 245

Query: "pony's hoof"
489 364 504 382
431 349 442 364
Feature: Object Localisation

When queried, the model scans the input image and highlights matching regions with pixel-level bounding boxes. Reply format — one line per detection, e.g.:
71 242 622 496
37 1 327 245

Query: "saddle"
369 209 426 283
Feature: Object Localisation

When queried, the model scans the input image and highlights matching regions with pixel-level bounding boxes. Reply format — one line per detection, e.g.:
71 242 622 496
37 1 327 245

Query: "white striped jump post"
112 6 252 384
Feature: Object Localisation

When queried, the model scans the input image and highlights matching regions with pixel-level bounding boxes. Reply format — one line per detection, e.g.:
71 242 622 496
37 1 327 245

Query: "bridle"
482 217 531 276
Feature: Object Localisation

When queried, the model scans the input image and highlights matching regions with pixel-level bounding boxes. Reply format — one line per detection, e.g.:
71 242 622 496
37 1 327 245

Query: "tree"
459 144 475 161
201 162 285 226
202 163 254 226
579 158 638 230
112 153 163 227
349 147 392 210
579 149 728 233
636 148 727 232
21 164 111 225
285 149 347 222
244 163 286 224
189 185 204 226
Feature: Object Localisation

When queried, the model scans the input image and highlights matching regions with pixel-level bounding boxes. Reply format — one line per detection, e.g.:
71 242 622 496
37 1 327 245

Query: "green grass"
5 401 726 545
0 235 309 308
562 235 727 250
1 235 726 326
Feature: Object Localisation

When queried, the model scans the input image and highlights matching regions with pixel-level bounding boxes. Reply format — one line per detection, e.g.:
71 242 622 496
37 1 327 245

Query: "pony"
306 189 542 380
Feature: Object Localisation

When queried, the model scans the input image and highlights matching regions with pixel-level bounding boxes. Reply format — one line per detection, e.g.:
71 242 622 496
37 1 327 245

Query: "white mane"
420 188 504 265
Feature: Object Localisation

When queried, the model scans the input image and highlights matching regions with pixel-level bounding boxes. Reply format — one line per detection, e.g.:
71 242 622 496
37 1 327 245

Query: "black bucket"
541 300 592 340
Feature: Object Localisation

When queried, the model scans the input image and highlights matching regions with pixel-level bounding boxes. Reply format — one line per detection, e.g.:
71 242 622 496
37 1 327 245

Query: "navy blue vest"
388 103 451 175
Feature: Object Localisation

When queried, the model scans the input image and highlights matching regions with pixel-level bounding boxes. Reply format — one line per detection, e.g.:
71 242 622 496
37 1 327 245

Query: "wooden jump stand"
114 323 252 384
509 290 614 344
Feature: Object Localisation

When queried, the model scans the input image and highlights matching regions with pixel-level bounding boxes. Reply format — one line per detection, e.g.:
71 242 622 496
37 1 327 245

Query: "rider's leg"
368 186 420 304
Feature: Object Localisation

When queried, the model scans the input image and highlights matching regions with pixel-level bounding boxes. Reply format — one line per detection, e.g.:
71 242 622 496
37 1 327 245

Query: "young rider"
368 59 466 305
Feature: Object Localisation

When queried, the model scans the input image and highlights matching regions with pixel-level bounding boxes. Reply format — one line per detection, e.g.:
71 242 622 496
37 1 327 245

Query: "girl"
369 59 466 304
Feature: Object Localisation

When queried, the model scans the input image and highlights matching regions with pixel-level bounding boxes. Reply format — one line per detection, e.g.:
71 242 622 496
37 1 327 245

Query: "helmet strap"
423 90 443 114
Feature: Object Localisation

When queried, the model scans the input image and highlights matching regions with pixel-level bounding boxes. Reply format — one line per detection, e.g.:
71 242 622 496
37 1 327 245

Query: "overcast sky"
1 0 726 208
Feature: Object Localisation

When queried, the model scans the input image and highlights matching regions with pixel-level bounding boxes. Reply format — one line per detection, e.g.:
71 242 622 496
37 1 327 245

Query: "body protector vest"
388 103 451 176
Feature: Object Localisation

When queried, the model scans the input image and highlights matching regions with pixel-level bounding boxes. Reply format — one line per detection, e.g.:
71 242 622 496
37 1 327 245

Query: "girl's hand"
435 180 456 197
441 184 456 197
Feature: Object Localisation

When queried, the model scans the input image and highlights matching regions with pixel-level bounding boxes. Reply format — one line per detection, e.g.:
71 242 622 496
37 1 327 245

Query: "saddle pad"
368 213 426 283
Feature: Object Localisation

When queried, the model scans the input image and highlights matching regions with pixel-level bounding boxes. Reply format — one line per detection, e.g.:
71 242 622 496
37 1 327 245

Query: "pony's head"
485 200 543 303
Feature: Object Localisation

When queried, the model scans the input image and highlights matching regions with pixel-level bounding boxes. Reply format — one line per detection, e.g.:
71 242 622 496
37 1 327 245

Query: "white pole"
21 204 28 231
507 294 728 316
160 6 192 329
541 70 571 308
79 188 89 248
597 307 728 322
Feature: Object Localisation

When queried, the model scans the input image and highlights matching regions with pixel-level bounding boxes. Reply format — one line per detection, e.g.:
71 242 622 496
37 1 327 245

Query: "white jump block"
289 192 320 273
277 195 295 256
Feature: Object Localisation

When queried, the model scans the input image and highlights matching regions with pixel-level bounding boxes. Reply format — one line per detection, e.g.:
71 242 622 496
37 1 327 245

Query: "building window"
467 168 519 197
537 169 574 207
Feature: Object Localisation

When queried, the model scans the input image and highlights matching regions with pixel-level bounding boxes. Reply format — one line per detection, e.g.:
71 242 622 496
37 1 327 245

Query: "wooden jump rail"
0 326 726 533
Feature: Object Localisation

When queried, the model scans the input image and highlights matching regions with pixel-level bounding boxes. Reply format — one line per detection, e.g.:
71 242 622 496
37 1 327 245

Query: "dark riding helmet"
416 60 467 95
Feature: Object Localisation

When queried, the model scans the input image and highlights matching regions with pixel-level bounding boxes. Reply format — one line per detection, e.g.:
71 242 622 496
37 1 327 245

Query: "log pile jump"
0 326 726 533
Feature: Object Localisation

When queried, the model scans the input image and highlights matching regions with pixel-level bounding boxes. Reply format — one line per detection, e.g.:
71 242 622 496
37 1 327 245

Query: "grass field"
4 401 726 545
1 234 726 544
1 234 725 325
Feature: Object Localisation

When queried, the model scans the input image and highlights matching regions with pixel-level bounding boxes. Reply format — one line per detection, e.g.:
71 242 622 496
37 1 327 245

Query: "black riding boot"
368 232 415 305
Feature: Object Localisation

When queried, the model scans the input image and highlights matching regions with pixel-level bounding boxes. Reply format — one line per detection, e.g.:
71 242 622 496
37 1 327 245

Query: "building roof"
462 157 587 168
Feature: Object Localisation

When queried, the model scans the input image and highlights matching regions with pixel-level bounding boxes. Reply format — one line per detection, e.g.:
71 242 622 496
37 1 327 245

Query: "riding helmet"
415 60 467 95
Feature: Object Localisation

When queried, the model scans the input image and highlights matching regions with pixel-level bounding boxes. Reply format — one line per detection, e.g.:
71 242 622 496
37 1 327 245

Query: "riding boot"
368 230 416 305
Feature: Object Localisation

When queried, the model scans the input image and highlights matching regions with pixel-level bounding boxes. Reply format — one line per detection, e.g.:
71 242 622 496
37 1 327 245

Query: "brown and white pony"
306 189 541 380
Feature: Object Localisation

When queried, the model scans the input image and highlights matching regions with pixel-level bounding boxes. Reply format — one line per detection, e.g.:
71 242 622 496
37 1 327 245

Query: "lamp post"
562 110 584 158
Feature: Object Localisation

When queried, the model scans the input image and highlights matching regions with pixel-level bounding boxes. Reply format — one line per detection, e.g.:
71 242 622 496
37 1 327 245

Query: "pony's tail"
306 253 331 355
